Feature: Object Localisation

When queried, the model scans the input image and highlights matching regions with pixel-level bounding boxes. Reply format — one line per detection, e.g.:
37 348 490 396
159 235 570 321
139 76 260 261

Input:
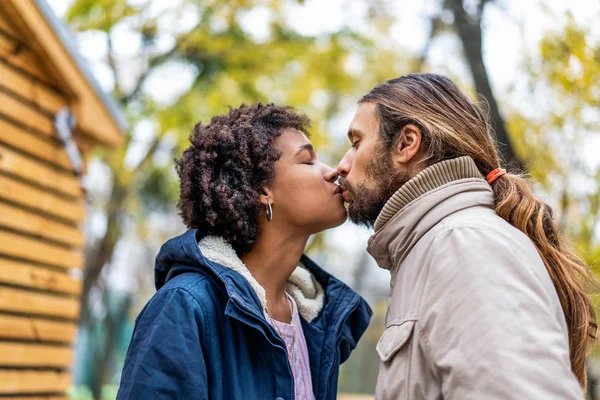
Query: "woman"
116 103 372 400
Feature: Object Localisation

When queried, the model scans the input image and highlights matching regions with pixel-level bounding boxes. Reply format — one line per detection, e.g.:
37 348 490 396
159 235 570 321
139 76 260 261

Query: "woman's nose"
323 165 338 183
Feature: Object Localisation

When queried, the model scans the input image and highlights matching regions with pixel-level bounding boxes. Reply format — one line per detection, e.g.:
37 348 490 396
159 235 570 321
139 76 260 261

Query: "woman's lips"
334 188 344 200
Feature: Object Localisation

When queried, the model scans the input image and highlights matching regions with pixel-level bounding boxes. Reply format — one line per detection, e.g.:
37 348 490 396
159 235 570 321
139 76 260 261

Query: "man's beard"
340 151 411 228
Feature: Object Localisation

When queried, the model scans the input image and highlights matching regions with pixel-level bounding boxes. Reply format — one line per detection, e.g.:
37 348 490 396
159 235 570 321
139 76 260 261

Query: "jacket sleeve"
419 226 583 400
116 288 208 399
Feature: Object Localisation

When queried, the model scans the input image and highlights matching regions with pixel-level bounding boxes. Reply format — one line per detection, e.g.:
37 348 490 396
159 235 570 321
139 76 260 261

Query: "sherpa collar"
199 236 325 322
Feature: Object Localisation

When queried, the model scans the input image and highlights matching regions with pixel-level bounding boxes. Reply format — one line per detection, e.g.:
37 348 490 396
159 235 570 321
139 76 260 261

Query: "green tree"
513 14 600 270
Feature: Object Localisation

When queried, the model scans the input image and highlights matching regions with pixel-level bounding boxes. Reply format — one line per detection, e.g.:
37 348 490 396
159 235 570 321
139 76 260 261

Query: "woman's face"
267 128 347 234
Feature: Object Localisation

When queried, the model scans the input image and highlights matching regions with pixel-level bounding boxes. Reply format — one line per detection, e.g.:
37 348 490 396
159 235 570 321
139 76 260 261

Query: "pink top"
266 295 315 400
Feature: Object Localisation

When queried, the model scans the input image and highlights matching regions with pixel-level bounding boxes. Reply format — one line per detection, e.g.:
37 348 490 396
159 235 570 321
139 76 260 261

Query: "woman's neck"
241 227 308 322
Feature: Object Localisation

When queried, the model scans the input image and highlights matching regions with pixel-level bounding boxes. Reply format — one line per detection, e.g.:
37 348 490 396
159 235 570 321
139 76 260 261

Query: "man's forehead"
349 103 378 138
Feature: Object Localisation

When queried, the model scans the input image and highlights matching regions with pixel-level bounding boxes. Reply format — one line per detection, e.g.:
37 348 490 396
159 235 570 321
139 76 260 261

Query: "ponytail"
492 173 597 388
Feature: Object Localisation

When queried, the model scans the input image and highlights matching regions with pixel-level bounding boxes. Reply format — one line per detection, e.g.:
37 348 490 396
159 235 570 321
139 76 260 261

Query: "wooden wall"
0 7 84 399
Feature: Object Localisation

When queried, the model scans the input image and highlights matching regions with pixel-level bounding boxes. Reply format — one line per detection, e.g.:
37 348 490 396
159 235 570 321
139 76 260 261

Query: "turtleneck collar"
374 156 483 231
367 156 494 271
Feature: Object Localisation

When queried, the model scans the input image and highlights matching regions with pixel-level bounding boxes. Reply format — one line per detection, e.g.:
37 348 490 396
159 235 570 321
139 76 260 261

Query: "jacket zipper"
231 297 296 400
324 298 360 400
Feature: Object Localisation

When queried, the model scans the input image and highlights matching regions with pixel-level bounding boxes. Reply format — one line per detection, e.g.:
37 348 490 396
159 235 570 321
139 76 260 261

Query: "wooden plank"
0 342 72 367
0 175 85 223
0 370 70 394
0 258 82 295
0 286 80 319
0 230 82 270
0 9 24 39
0 202 83 248
0 90 54 137
0 118 73 171
0 33 57 87
0 314 77 342
0 143 82 198
1 397 68 400
0 62 67 113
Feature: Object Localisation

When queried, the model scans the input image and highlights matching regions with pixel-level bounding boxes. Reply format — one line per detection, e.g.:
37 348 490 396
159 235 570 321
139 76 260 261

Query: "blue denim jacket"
117 229 372 400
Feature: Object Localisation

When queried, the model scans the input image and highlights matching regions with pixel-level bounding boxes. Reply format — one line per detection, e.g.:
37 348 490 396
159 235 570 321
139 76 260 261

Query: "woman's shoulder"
160 270 211 295
139 271 226 325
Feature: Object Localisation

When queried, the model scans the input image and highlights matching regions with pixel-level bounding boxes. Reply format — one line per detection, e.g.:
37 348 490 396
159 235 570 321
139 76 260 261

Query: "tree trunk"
89 292 133 400
80 180 128 325
446 0 522 169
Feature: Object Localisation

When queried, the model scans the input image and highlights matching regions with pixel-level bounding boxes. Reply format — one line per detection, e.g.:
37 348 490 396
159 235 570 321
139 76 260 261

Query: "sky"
44 0 600 296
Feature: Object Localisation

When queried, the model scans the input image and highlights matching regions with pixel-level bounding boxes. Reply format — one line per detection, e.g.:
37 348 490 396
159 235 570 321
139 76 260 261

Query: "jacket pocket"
376 319 416 362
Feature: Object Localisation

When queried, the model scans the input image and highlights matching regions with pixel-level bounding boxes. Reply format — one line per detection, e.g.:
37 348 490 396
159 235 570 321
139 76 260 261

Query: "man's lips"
342 189 351 202
338 181 353 202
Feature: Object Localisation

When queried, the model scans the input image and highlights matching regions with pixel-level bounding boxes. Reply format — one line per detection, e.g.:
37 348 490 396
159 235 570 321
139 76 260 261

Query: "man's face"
337 102 411 227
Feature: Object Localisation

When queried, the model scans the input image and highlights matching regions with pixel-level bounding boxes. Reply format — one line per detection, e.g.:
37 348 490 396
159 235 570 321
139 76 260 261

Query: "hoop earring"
266 201 273 222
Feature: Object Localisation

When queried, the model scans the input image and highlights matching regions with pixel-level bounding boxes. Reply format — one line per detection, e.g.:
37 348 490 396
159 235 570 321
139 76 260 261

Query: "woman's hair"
361 73 597 388
175 103 310 256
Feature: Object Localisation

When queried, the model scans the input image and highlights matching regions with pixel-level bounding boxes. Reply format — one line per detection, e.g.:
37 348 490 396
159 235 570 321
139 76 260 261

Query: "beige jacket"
368 157 582 400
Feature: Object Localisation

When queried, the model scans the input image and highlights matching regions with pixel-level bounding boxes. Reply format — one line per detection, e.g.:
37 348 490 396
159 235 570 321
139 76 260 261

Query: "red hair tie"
486 168 506 184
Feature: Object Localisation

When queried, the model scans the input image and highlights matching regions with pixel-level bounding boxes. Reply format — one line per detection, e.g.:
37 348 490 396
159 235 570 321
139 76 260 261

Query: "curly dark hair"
175 103 311 256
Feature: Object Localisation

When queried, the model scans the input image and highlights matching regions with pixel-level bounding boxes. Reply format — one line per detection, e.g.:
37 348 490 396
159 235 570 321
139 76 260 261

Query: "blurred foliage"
67 0 410 234
507 14 600 270
339 300 387 394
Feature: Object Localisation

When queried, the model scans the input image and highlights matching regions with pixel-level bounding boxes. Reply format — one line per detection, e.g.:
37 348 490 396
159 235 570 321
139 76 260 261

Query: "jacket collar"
199 236 324 322
367 156 494 271
159 229 370 334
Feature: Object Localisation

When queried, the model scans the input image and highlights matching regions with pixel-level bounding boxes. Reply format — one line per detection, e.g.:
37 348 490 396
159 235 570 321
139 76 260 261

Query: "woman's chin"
328 205 349 228
307 201 348 232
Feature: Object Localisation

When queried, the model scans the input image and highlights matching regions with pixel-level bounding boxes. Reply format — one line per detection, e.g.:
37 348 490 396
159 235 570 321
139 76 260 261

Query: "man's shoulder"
410 205 539 268
437 206 507 232
421 206 544 277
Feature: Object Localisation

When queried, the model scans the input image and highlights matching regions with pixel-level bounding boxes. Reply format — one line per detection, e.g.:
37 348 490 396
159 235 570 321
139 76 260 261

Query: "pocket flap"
376 319 416 362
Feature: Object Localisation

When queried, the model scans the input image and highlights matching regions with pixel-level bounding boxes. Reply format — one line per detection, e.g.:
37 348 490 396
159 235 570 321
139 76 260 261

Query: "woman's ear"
259 187 274 207
392 123 422 165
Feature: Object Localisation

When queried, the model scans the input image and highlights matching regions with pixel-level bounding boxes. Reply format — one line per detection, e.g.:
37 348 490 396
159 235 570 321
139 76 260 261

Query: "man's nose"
337 150 353 177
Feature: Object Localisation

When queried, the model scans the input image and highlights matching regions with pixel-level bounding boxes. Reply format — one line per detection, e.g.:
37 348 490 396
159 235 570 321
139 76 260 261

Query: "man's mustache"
338 177 351 192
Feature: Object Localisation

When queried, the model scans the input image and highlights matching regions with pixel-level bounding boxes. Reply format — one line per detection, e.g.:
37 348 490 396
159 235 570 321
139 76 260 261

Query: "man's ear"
392 123 422 165
259 187 274 207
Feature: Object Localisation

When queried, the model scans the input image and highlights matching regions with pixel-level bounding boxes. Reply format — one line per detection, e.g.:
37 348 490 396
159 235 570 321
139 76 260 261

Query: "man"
337 73 594 399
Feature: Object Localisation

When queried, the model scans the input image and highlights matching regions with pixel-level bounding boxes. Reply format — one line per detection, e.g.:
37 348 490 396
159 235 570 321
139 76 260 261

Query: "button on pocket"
376 319 416 362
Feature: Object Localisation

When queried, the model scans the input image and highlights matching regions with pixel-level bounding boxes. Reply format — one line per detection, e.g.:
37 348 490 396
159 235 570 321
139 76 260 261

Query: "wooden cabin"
0 0 126 397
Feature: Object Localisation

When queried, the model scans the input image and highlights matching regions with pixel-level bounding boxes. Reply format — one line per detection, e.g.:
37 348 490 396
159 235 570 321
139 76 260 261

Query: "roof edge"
33 0 129 133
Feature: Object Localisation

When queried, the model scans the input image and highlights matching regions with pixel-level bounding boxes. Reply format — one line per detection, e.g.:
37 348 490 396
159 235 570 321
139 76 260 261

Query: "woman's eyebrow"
295 143 315 156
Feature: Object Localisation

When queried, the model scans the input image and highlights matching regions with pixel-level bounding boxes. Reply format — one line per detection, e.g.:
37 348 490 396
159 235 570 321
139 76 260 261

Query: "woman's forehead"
276 128 312 151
